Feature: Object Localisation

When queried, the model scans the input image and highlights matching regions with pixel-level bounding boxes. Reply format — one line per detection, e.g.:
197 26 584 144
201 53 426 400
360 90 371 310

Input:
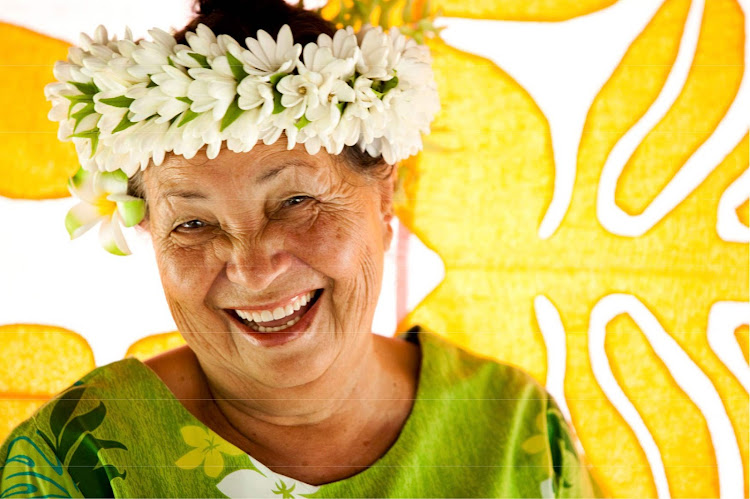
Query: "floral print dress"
0 328 602 498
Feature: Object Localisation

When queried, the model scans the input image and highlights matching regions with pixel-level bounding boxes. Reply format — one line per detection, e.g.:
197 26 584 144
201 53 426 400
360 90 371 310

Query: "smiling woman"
0 0 602 496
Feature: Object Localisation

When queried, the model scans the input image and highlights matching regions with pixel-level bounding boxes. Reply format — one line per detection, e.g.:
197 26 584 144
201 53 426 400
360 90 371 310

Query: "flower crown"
47 23 440 255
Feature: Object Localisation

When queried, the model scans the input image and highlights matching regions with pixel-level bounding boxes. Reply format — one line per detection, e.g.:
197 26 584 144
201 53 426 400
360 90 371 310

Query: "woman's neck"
145 333 420 484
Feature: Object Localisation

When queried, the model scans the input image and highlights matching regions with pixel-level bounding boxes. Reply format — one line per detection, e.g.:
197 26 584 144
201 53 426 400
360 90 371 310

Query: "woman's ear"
134 215 150 236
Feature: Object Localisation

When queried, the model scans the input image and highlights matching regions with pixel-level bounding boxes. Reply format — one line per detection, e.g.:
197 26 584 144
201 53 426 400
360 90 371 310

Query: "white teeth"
234 290 317 327
253 314 303 332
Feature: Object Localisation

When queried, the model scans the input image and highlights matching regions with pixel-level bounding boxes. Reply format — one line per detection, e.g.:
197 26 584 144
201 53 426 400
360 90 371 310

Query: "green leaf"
176 96 192 104
64 94 94 118
269 72 285 86
49 386 86 444
69 128 100 157
226 51 248 82
57 402 107 461
167 55 176 67
69 81 99 95
70 167 88 190
177 108 200 127
71 102 96 133
112 114 137 134
35 429 58 460
67 432 127 497
294 115 311 130
99 96 134 108
220 97 243 132
381 75 399 94
272 88 285 115
188 52 210 69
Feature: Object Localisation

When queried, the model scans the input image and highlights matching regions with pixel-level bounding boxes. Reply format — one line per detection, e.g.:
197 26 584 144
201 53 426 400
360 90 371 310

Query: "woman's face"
141 142 395 387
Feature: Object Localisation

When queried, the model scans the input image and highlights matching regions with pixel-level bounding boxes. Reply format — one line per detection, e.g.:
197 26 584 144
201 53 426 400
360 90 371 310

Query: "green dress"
0 327 603 498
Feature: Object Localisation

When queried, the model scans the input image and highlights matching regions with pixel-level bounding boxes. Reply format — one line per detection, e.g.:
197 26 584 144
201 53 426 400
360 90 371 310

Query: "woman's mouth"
229 288 323 333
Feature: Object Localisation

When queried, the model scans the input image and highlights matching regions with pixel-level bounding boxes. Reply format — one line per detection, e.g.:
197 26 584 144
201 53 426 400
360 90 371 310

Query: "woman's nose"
225 239 293 292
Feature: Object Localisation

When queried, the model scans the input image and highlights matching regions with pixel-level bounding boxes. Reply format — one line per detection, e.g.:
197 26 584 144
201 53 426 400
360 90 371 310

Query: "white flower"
129 28 177 80
187 55 238 121
240 24 301 80
356 25 392 79
276 73 322 120
299 38 356 80
64 168 145 256
299 75 356 154
47 21 441 253
223 111 261 153
236 76 274 120
185 23 224 59
94 89 133 136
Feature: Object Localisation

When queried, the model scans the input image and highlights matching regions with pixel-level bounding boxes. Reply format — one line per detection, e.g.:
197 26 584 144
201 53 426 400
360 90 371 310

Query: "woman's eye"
283 195 311 208
176 219 207 231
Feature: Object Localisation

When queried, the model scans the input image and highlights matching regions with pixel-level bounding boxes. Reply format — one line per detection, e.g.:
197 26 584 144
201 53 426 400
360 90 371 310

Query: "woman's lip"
227 289 323 347
228 288 321 312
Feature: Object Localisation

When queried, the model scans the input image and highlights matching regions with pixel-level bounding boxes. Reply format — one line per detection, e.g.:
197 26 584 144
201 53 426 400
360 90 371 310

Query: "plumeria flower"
240 24 302 80
65 168 145 256
175 425 244 478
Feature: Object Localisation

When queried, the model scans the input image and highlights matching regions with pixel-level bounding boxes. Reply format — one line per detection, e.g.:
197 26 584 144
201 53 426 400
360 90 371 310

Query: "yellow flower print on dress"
175 425 244 478
521 412 548 455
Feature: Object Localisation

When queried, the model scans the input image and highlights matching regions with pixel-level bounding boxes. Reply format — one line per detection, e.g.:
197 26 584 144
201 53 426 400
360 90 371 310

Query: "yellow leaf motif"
176 425 244 478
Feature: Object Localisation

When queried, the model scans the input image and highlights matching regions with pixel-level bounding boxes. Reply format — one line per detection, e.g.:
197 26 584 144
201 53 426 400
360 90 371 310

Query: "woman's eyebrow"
162 189 208 200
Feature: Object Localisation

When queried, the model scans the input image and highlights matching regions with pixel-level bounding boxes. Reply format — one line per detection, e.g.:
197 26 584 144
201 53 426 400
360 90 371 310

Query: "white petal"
65 201 103 239
99 212 131 255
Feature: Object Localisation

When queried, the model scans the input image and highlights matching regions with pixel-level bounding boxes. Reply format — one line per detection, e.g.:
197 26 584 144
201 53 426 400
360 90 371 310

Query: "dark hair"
127 0 390 204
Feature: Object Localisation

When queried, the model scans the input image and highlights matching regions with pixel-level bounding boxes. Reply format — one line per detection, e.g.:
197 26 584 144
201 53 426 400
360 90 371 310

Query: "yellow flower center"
93 195 117 217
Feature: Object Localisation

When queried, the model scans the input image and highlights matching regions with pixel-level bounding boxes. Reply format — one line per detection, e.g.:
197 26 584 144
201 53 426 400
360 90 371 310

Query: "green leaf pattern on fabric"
1 383 127 498
0 436 71 498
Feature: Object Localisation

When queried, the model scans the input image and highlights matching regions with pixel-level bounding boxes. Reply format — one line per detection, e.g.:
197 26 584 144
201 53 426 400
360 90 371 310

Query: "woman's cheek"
157 236 221 307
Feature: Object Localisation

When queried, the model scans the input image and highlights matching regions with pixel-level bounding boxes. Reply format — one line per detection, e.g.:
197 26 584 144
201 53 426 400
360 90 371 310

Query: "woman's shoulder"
403 325 549 402
5 355 165 433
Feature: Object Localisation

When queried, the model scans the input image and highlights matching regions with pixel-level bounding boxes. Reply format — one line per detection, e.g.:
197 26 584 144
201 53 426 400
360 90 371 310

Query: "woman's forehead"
148 146 334 189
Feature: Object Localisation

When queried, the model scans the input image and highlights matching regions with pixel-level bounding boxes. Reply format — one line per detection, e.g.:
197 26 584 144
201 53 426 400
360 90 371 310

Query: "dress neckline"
123 326 429 489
